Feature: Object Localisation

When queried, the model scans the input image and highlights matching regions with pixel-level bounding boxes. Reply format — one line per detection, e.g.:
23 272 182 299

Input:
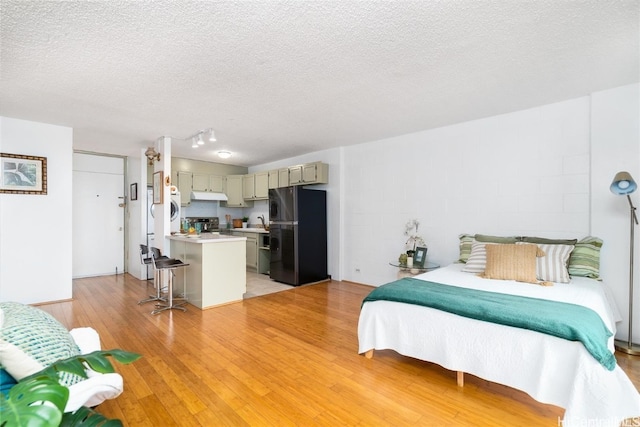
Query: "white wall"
0 117 73 304
342 96 592 287
591 83 640 343
127 151 146 280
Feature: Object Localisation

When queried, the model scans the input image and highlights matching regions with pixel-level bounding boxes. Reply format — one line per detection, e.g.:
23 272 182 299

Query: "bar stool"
150 248 189 315
137 245 170 305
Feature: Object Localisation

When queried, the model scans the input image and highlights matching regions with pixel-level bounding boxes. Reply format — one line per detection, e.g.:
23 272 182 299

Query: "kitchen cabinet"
268 170 279 189
192 173 224 193
242 174 255 200
232 230 259 270
289 162 328 185
169 235 246 309
176 171 193 206
255 171 269 198
245 233 258 270
278 168 289 187
269 168 289 189
224 175 253 208
243 172 268 200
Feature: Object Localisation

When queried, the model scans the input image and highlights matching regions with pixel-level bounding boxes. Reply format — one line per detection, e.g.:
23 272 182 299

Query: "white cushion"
65 373 124 412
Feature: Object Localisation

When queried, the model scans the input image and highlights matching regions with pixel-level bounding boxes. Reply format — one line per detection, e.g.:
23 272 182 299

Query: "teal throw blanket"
362 278 616 370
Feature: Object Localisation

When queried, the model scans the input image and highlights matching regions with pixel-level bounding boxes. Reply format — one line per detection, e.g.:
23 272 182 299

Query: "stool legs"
151 268 187 315
137 269 167 305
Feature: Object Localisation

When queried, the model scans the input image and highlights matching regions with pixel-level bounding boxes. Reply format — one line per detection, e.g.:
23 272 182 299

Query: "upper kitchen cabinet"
193 173 225 193
268 170 279 189
224 175 253 208
269 168 289 188
289 162 328 185
176 171 193 206
243 171 269 200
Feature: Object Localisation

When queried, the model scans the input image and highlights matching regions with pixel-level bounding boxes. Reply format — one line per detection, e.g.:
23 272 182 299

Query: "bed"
358 262 640 426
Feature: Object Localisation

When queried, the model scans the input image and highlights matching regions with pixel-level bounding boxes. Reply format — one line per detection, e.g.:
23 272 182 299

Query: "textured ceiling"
1 1 638 167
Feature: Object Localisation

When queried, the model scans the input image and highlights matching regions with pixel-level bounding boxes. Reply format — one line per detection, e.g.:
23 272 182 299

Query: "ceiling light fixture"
217 151 231 159
157 127 218 150
144 146 161 165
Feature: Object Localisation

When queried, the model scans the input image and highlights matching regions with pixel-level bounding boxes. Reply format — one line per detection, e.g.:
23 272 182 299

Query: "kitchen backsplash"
182 199 269 228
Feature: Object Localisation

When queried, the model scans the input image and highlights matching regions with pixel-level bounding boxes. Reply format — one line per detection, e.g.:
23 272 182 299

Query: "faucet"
257 215 267 230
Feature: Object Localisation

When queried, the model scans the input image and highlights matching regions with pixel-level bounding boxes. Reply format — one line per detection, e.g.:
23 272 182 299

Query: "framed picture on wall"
130 183 138 201
413 246 428 268
153 171 163 204
0 153 48 195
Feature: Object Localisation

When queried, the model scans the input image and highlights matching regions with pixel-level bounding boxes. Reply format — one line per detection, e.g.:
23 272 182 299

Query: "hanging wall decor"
0 153 48 195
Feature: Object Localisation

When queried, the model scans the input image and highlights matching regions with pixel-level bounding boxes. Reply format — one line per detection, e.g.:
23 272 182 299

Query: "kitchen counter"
169 233 246 309
168 233 247 243
225 227 269 234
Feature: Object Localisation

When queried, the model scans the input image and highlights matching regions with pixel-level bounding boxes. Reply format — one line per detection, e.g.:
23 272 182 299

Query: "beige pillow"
480 244 544 284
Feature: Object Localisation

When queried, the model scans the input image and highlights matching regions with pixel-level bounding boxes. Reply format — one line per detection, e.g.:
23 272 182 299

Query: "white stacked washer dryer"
146 189 181 279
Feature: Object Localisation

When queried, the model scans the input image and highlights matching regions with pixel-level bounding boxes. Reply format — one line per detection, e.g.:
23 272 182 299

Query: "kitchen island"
168 233 246 309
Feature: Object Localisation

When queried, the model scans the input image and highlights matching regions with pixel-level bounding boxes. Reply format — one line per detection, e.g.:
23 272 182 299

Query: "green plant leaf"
60 406 123 427
0 375 67 427
1 349 141 427
77 349 141 374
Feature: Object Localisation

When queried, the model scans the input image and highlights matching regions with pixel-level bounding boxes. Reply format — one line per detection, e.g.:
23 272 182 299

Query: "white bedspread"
358 264 640 426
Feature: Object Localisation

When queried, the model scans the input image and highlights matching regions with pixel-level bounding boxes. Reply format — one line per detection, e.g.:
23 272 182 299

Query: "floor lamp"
611 171 640 355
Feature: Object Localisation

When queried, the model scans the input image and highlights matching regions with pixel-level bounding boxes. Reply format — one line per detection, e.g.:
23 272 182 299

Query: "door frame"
73 150 128 276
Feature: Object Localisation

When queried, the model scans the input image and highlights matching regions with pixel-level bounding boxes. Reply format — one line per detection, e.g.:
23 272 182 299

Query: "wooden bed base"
363 349 465 387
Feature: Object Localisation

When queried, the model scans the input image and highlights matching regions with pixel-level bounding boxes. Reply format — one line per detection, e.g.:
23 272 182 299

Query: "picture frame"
153 171 163 204
0 153 48 195
130 182 138 201
413 246 428 268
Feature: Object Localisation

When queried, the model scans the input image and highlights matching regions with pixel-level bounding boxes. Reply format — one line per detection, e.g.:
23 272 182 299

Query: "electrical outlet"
355 268 361 273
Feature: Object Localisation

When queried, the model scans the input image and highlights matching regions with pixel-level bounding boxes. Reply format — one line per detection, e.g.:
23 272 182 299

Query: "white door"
72 154 125 278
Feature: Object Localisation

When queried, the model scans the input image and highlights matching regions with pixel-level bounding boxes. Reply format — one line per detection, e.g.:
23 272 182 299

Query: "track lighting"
156 127 221 153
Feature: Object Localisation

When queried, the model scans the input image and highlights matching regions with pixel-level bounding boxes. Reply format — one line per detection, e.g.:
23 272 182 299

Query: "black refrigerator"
269 186 327 286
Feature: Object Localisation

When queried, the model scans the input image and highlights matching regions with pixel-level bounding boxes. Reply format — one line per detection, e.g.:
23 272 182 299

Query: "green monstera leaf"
0 374 67 427
0 349 141 427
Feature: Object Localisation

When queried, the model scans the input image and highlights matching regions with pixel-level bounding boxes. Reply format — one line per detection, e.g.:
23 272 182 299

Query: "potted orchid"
404 219 425 257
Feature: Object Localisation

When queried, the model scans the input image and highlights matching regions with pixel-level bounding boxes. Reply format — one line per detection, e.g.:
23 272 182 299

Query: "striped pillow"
0 302 82 386
462 242 490 273
568 237 603 279
535 244 574 283
458 234 475 263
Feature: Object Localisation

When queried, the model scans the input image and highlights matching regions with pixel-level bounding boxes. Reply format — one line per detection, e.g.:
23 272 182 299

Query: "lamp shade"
610 171 637 195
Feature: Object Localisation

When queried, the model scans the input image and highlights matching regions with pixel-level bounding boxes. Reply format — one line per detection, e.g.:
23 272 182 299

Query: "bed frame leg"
457 371 464 387
364 349 374 359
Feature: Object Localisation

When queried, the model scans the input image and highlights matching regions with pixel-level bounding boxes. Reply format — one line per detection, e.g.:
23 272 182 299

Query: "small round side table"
389 261 440 279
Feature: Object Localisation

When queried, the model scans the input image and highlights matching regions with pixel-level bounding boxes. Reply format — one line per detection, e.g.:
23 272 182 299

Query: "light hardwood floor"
39 274 639 426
